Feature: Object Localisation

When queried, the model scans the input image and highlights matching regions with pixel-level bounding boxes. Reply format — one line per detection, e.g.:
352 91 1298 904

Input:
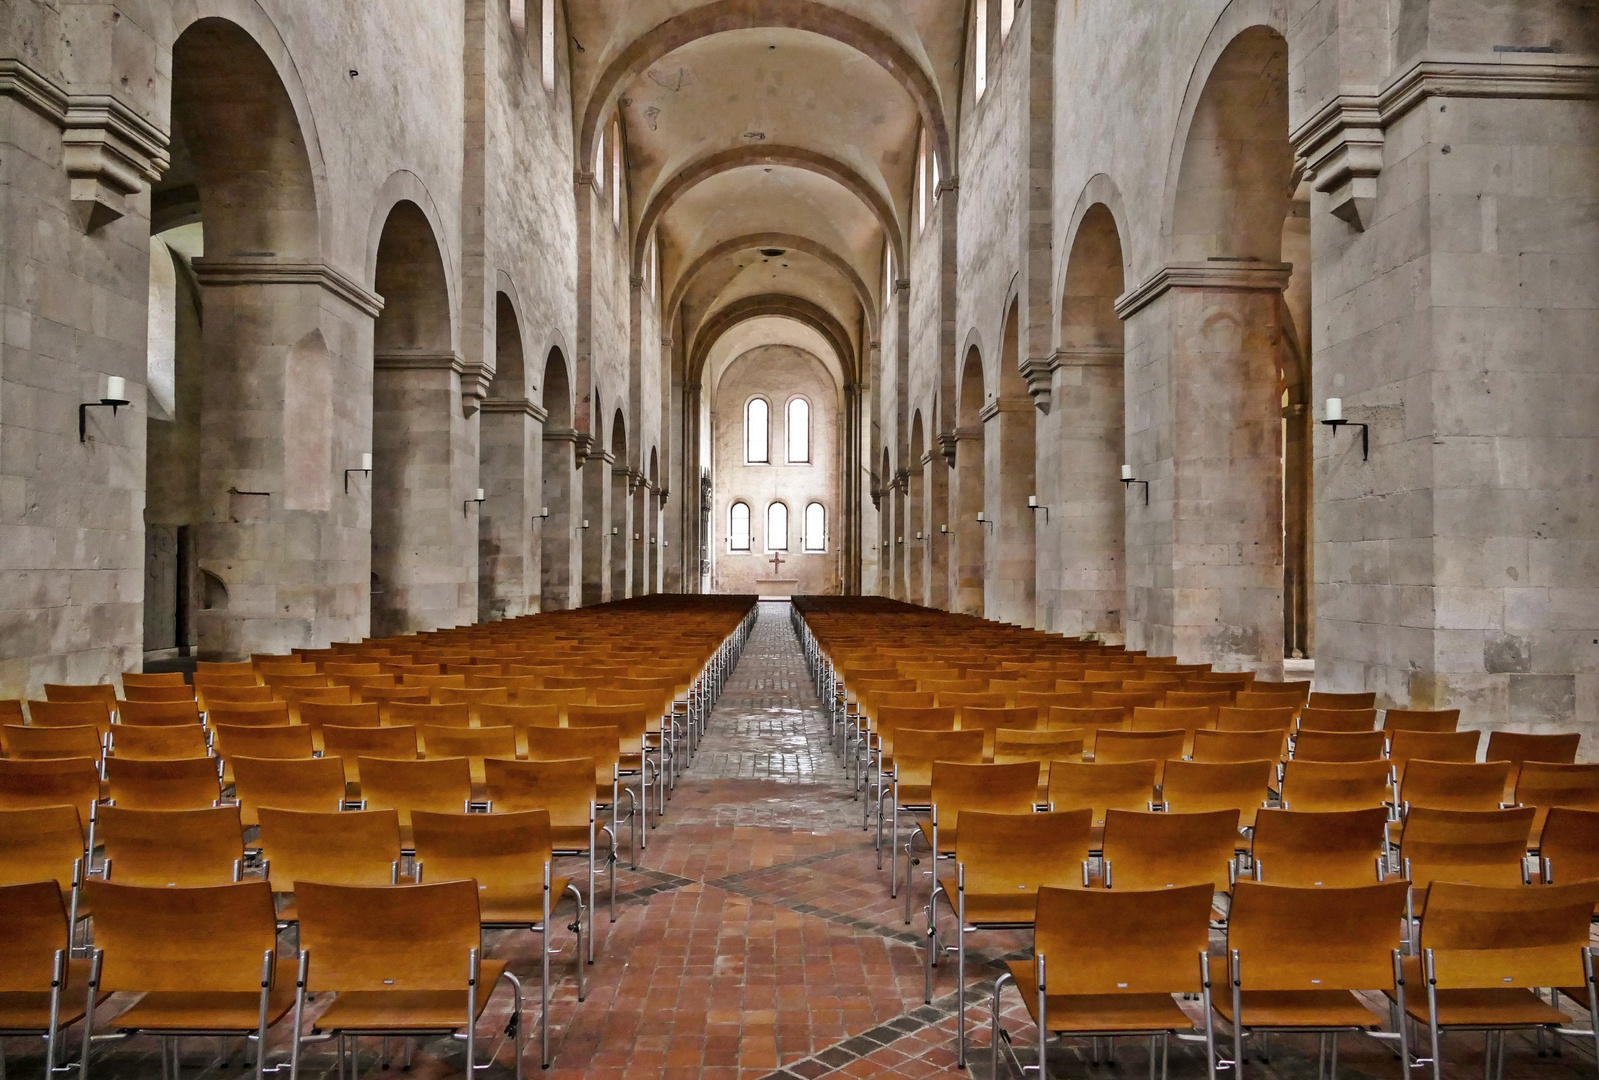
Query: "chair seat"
916 821 957 854
1006 963 1193 1034
896 785 931 807
313 960 507 1032
1386 958 1570 1027
551 824 595 851
0 959 97 1031
478 876 573 925
110 960 299 1032
937 881 1039 926
1210 986 1384 1028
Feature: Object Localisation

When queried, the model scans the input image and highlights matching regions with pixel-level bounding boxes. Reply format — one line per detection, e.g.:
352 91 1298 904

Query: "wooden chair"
194 660 256 679
1160 759 1274 831
1279 759 1393 813
524 726 636 870
206 701 292 727
1291 729 1386 763
1212 880 1409 1074
0 880 93 1078
0 804 89 945
1383 708 1460 733
1 723 102 761
107 722 210 761
121 684 195 703
1165 690 1235 708
42 685 117 712
927 808 1093 1066
116 699 202 727
356 756 473 845
98 805 243 887
1233 690 1304 713
232 755 348 828
1514 762 1599 846
1296 707 1378 733
959 706 1039 756
1130 705 1217 754
1089 688 1164 715
1098 808 1240 893
479 702 561 754
1399 807 1537 938
484 756 612 948
992 729 1083 795
388 700 472 730
1215 705 1297 734
1537 806 1599 885
290 879 526 1080
1389 729 1480 776
420 724 517 786
1396 880 1599 1077
0 757 100 821
1397 759 1513 813
989 883 1214 1080
1092 729 1185 783
255 807 402 922
321 724 418 791
412 809 583 1064
212 722 315 763
104 756 221 810
27 700 113 739
1046 760 1159 837
122 672 188 689
80 879 293 1080
1309 691 1376 710
865 705 957 820
1190 728 1285 765
904 760 1039 923
885 728 984 881
1249 807 1389 887
1486 730 1580 769
569 705 658 833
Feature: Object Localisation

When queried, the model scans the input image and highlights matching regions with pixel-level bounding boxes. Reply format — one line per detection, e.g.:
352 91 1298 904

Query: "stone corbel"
459 361 492 416
63 96 169 231
869 477 882 509
572 431 595 468
479 397 549 424
937 432 960 468
657 487 670 509
1019 354 1060 414
1292 92 1383 232
627 468 645 494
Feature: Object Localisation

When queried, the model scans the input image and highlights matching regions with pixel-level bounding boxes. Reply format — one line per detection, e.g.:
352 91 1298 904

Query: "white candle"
1028 495 1038 508
540 506 548 517
582 518 589 529
1121 464 1133 481
475 488 485 501
360 453 373 471
940 525 948 534
915 531 923 540
105 376 126 402
976 511 986 523
1325 397 1343 422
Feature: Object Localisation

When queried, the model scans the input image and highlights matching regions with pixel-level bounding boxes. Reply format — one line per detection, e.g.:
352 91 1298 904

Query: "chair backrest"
2 723 102 760
1227 880 1408 991
1046 705 1126 739
195 661 256 678
1383 708 1460 733
1130 706 1216 736
1251 679 1310 701
1279 759 1393 813
122 684 196 703
866 690 938 712
1032 883 1213 995
1233 690 1304 712
1215 705 1297 733
1389 729 1481 774
992 729 1084 779
1309 691 1377 710
1514 762 1599 841
1164 690 1235 708
194 674 264 692
959 706 1040 751
873 706 957 756
0 880 70 993
1485 730 1580 769
296 879 481 992
1399 806 1537 890
1046 760 1159 825
1416 879 1599 991
568 705 649 747
1296 707 1378 733
44 684 117 707
1160 759 1274 827
122 672 189 688
0 804 85 891
27 699 113 737
117 699 202 727
84 879 280 993
479 702 561 732
1100 809 1240 891
891 728 985 789
1189 728 1285 764
0 756 100 817
420 724 517 761
387 701 472 729
929 761 1039 829
99 805 243 887
955 809 1092 897
232 756 348 826
1250 807 1389 887
1291 729 1386 763
206 701 292 727
256 807 401 892
412 809 552 909
1399 759 1513 812
1093 729 1186 783
213 723 315 761
321 725 418 787
105 756 221 810
358 756 472 823
482 757 594 830
1538 807 1599 885
300 700 381 732
108 723 210 760
1089 689 1164 715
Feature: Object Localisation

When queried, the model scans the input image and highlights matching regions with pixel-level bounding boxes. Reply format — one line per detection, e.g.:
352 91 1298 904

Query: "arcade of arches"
3 0 1597 746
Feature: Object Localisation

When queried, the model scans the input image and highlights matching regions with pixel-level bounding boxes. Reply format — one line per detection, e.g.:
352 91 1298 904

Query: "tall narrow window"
804 503 826 552
611 120 622 227
766 502 789 551
1000 0 1015 40
973 0 988 100
786 398 810 463
745 398 769 463
916 130 928 232
884 248 893 307
541 0 555 91
594 126 605 193
729 502 751 551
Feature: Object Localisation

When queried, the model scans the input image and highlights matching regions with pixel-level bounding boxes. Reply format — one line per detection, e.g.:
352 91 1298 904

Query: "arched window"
786 398 810 463
611 119 622 227
766 502 788 551
745 398 769 463
540 0 555 91
594 125 605 193
804 502 826 552
729 502 751 551
973 0 988 100
999 0 1015 41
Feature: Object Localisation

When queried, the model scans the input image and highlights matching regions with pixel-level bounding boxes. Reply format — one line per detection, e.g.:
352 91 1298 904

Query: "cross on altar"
768 551 785 575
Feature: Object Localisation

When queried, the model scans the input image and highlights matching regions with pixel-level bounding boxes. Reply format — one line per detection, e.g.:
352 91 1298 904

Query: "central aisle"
537 601 980 1079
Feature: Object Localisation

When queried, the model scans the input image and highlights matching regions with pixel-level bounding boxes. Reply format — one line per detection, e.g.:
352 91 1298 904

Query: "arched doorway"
953 347 986 615
539 350 575 610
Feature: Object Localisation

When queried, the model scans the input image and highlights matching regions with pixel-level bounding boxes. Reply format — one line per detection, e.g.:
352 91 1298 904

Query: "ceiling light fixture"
759 248 786 257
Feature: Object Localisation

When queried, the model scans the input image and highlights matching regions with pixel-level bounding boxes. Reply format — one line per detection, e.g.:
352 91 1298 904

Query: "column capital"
1292 91 1384 231
1115 261 1293 320
978 396 1034 424
194 257 385 318
480 397 550 423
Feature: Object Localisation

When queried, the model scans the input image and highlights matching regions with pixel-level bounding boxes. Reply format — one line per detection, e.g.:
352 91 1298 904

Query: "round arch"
1055 173 1135 343
364 171 459 351
666 232 880 340
688 294 858 390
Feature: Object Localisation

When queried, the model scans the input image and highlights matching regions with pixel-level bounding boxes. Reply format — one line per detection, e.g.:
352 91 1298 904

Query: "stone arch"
478 292 534 622
688 295 858 389
579 1 953 187
667 232 879 339
1055 174 1134 346
364 172 459 350
645 445 661 594
906 409 926 602
540 348 575 610
990 298 1036 625
609 408 632 598
635 147 904 276
953 345 986 615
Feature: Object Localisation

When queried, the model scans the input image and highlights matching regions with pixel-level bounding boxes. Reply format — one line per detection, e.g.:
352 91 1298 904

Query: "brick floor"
23 602 1598 1080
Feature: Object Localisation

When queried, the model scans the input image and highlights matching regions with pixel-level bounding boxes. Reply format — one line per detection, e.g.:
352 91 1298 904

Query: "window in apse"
745 398 770 463
786 398 810 463
766 502 789 551
804 502 826 552
729 502 751 551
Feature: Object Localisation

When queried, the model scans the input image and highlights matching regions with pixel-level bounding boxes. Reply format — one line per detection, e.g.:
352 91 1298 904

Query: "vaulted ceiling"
566 0 966 384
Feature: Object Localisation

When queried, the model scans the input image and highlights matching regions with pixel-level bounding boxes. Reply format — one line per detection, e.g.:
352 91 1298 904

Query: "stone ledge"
1115 261 1293 320
194 258 384 318
479 397 550 423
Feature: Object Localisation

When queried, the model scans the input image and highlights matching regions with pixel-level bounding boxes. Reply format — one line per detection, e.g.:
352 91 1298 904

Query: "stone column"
1117 262 1291 676
370 351 485 636
905 463 925 602
578 443 610 606
924 449 951 609
478 396 545 620
950 431 985 615
630 471 647 597
982 398 1036 627
889 479 906 601
539 428 577 610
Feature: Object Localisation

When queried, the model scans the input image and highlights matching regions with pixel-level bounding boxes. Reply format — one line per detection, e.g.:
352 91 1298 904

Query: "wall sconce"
915 531 924 542
1120 465 1149 505
581 518 591 530
651 536 658 546
634 533 641 541
939 524 948 535
1320 398 1368 460
610 526 619 536
896 536 904 545
79 375 130 442
344 452 373 493
464 487 486 514
536 506 550 520
1027 495 1049 524
976 511 994 530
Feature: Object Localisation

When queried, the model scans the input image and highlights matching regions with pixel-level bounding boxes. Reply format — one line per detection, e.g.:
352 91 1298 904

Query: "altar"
756 552 799 599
